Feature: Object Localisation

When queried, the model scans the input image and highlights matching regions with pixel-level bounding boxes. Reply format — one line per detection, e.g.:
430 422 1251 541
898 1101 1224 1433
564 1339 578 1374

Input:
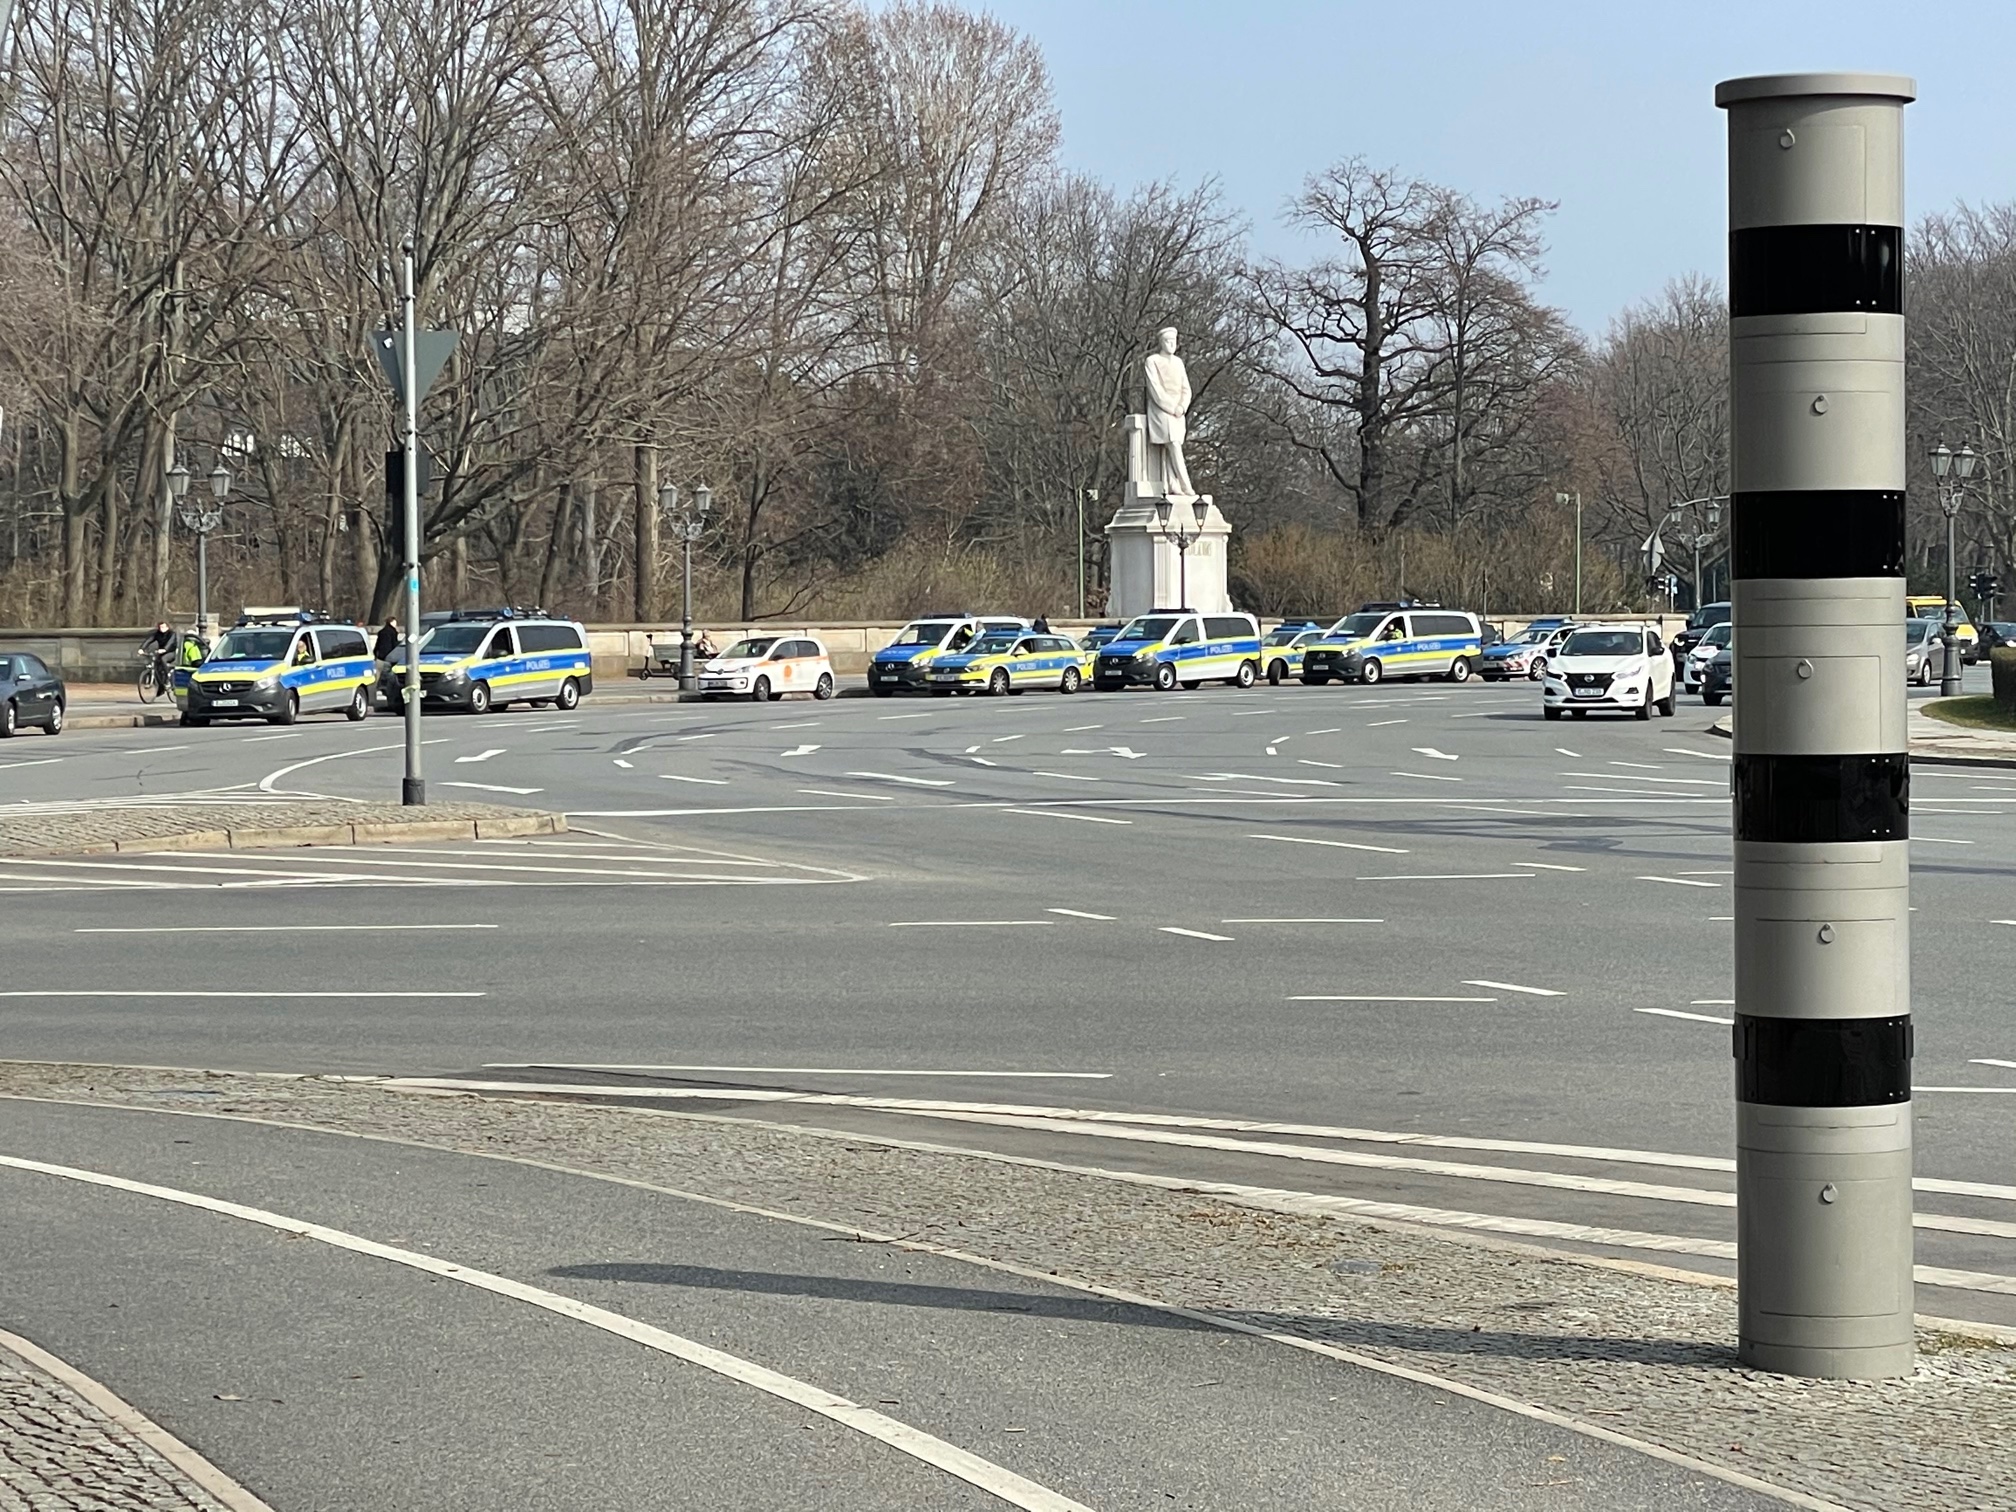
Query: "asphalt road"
3 666 2013 1505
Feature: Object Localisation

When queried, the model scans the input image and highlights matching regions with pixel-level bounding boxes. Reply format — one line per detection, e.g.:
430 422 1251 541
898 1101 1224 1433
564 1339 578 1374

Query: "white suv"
1542 624 1675 721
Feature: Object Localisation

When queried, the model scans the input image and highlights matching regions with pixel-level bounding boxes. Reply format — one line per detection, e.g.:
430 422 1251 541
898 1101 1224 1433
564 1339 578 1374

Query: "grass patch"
1922 696 2016 732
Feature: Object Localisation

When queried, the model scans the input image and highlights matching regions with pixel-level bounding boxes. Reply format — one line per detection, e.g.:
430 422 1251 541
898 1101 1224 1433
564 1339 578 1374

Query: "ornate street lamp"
1929 442 1979 696
1153 497 1198 611
658 482 712 691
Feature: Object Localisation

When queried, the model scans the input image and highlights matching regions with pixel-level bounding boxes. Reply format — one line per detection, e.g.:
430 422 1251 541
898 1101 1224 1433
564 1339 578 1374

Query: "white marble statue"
1144 326 1195 498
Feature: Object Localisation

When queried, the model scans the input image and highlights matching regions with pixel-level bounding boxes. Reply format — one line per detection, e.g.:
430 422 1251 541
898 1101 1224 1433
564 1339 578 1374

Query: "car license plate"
211 698 240 707
1572 687 1603 698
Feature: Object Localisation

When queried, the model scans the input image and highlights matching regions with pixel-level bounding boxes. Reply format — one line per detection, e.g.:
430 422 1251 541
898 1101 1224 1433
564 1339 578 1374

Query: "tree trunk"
537 480 570 611
94 472 121 623
633 445 658 620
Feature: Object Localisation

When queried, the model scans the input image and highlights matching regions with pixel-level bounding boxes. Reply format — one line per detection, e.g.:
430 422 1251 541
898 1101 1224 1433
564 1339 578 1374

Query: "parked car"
0 651 65 736
698 634 835 701
1907 597 1980 664
1904 617 1941 686
1078 624 1126 653
1541 623 1676 720
1479 621 1576 681
1980 621 2016 653
1672 601 1731 663
1702 643 1733 706
1259 624 1327 684
1682 621 1733 691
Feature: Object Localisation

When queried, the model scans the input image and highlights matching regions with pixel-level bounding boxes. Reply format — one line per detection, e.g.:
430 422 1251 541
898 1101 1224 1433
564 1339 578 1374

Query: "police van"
387 609 593 714
180 609 377 726
867 613 1032 694
1300 608 1484 685
1091 609 1263 691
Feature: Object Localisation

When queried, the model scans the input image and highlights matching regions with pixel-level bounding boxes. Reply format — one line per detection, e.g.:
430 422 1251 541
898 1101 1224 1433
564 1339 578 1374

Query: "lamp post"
1077 486 1099 619
175 462 227 637
1929 442 1977 697
1685 495 1726 609
1556 491 1583 614
1154 497 1198 609
659 481 711 691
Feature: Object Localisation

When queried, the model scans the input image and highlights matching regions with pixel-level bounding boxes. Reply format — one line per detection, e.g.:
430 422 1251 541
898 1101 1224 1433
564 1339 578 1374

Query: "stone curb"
18 812 564 859
63 709 182 729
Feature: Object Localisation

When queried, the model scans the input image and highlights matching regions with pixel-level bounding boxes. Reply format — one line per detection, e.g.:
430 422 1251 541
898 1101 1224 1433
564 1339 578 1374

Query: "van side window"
487 627 517 659
1170 619 1201 645
1204 616 1246 639
1380 618 1406 641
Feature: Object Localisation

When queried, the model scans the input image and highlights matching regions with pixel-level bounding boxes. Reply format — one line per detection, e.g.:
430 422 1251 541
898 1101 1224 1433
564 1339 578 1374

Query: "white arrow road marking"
1411 747 1458 761
848 771 954 787
1109 746 1144 759
439 781 542 795
780 745 821 757
455 749 506 763
0 1156 1096 1512
1464 980 1565 998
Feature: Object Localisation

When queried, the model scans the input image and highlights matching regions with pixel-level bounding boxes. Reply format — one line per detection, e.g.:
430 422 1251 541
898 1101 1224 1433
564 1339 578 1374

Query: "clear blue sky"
980 0 2016 333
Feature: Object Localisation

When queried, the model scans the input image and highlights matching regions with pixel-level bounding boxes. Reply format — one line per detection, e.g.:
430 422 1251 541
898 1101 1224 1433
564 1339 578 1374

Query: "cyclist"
137 621 177 697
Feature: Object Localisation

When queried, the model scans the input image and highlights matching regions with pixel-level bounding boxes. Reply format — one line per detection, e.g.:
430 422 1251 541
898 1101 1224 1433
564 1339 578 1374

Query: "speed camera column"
1716 72 1917 1380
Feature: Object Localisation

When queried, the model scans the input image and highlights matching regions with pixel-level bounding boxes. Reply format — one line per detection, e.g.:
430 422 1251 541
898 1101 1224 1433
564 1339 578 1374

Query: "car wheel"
1267 660 1285 685
815 672 835 701
1359 657 1383 685
752 676 773 702
44 700 64 735
988 668 1011 697
1528 658 1546 681
345 686 370 722
1448 656 1472 683
1543 706 1562 721
1658 692 1676 717
0 700 15 737
556 677 581 711
1060 667 1082 694
272 691 300 726
1153 663 1177 691
1635 690 1653 720
468 682 492 715
1235 660 1257 688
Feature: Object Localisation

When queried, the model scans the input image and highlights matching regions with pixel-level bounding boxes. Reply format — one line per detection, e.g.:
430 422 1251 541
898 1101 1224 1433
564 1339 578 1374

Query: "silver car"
1905 618 1940 686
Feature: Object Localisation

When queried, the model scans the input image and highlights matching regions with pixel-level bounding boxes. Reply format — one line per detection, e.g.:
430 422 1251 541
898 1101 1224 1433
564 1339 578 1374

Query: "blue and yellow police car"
386 609 593 714
1090 610 1263 691
923 630 1092 695
1260 620 1329 685
867 614 1032 694
179 609 377 727
1299 608 1484 686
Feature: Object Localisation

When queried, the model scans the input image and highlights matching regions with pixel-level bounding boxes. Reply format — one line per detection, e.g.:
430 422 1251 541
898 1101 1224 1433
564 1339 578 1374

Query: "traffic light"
1970 569 1999 601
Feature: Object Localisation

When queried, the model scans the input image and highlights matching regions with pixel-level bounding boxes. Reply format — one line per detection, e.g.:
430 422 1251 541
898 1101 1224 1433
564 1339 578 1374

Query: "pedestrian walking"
373 617 402 661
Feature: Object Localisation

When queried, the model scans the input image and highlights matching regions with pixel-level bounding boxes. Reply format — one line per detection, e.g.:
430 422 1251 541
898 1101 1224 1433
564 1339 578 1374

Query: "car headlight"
1133 649 1156 662
251 674 279 691
439 667 468 684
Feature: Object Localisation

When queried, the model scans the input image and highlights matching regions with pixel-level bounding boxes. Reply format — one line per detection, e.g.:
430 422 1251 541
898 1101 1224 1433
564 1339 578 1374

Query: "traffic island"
0 1061 2007 1512
0 799 563 859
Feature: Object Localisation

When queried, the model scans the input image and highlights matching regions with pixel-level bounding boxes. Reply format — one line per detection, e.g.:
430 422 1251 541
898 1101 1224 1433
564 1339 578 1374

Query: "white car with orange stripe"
697 634 836 702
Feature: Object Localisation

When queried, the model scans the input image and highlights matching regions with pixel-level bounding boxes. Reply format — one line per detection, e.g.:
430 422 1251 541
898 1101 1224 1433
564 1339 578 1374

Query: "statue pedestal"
1104 414 1233 618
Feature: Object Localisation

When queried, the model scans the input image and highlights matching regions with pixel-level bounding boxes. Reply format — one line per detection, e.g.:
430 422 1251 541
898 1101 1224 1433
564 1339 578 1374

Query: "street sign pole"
400 244 424 806
1719 72 1916 1380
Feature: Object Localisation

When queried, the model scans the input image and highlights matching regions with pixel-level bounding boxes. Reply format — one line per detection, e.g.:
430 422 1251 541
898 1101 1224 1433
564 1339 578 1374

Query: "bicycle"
136 649 173 703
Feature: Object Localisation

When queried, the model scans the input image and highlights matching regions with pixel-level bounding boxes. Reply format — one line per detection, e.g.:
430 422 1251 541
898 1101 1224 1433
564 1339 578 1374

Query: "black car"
0 651 66 736
1672 601 1732 663
1701 644 1733 706
1980 621 2016 653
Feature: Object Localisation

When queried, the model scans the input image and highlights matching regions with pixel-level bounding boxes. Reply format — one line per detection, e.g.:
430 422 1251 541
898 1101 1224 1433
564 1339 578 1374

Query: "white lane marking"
659 774 729 785
0 757 62 771
1297 759 1344 769
0 1156 1095 1512
440 781 544 795
496 1064 1113 1079
1973 1059 2016 1070
1918 1086 2016 1094
1366 719 1407 727
847 771 954 787
259 740 444 795
1224 917 1382 924
1031 771 1099 782
1005 809 1130 825
799 788 896 801
1265 746 1279 755
877 713 932 721
1062 724 1102 732
1676 869 1733 876
1290 995 1497 1003
1140 716 1183 723
1564 785 1702 798
767 721 820 729
1609 760 1665 770
1272 734 1293 743
991 734 1025 743
613 759 635 769
238 732 301 742
1554 747 1581 757
0 990 483 998
1304 727 1341 735
999 818 1128 830
888 920 1051 928
126 745 190 755
1562 771 1723 787
971 757 999 767
1159 927 1233 942
1354 872 1534 882
1637 875 1720 888
1691 1000 1736 1005
75 924 500 934
1638 1008 1735 1025
1249 833 1407 855
1047 908 1115 920
1411 747 1458 761
1663 748 1729 761
1914 836 1975 845
1522 862 1587 872
1449 712 1496 718
780 745 821 757
1390 770 1461 782
455 749 506 764
676 733 717 741
964 745 983 754
1464 980 1565 998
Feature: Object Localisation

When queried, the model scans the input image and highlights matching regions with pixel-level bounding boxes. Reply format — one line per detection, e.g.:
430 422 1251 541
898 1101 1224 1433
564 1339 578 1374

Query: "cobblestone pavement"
0 1335 240 1511
2 1064 2010 1512
0 799 560 858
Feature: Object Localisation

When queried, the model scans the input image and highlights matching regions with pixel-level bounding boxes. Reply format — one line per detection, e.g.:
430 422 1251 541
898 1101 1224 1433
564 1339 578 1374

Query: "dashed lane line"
1158 926 1233 941
0 757 62 771
454 749 507 764
1637 876 1721 888
1411 748 1459 761
495 1064 1114 1079
0 1155 1097 1512
659 774 730 785
1224 917 1382 925
1390 770 1462 782
1046 908 1115 920
1031 772 1100 782
1366 719 1407 727
1663 748 1730 761
846 771 956 787
887 920 1052 928
1354 873 1535 882
1523 862 1587 872
76 924 500 934
1248 833 1407 855
0 990 483 999
1289 995 1497 1004
1638 1008 1735 1026
1464 980 1565 998
799 788 896 800
1004 809 1130 825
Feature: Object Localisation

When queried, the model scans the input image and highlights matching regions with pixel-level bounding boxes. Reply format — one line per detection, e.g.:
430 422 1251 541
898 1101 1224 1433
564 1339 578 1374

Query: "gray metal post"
195 531 208 625
1719 73 1915 1380
679 535 695 692
400 243 425 806
1941 511 1961 696
1573 494 1583 614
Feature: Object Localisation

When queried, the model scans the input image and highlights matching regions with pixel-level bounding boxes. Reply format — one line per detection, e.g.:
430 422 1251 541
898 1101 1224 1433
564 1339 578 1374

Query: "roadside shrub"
1991 646 2016 707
